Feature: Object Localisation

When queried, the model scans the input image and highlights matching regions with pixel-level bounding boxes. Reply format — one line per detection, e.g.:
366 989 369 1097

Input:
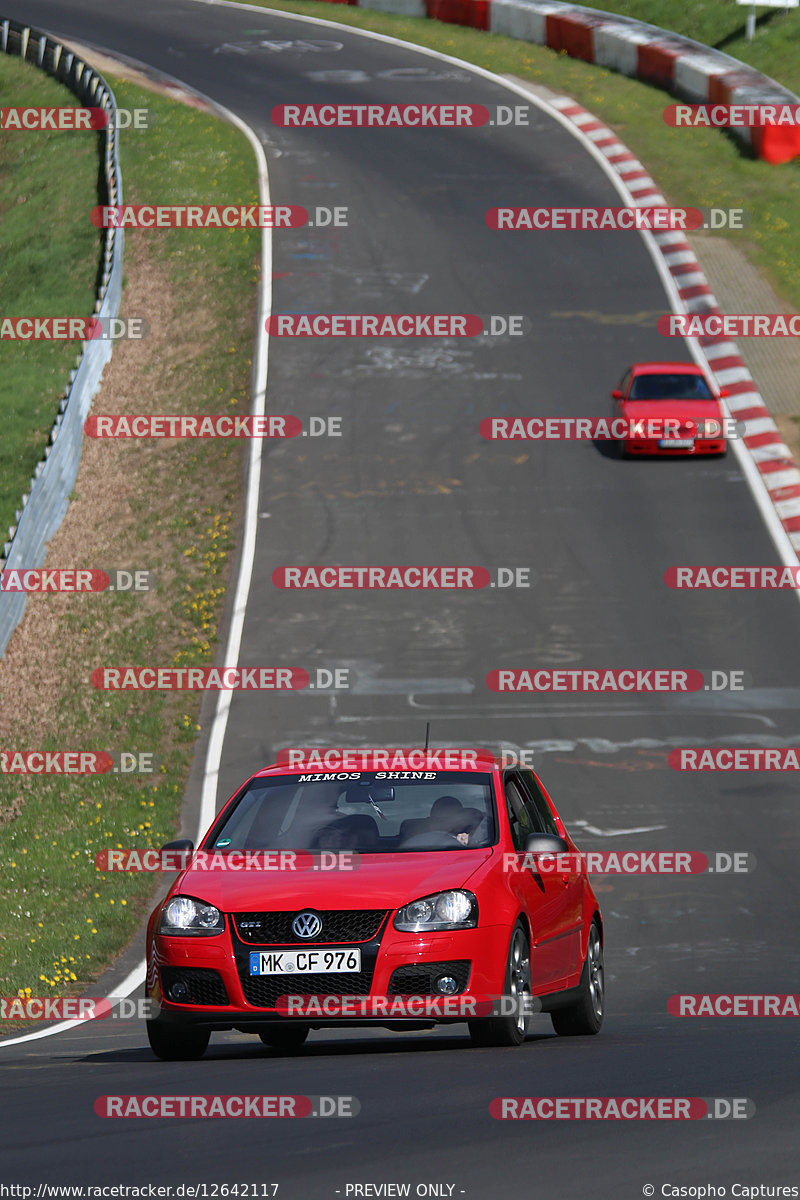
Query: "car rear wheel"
258 1025 309 1052
468 922 531 1048
146 1019 210 1060
551 921 604 1036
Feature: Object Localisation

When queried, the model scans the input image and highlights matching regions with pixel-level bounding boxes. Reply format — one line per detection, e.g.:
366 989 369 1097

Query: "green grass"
0 54 101 545
242 0 800 307
0 74 257 1014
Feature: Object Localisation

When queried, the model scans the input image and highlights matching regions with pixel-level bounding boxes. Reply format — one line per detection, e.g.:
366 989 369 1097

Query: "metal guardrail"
0 18 124 656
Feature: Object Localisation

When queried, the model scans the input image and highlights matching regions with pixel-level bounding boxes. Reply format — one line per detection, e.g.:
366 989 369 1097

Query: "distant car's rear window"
205 771 497 853
629 373 713 401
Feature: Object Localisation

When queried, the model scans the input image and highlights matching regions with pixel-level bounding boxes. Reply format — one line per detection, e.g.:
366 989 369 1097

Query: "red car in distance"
611 361 730 456
145 751 604 1059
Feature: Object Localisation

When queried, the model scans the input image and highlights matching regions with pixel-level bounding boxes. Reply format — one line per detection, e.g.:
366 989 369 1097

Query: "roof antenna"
424 722 431 751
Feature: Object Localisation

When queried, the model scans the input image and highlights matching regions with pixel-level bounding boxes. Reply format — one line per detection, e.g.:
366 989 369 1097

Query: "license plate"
249 948 361 975
659 438 694 448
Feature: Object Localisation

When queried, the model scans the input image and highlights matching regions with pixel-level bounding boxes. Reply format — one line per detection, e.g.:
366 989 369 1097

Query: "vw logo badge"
292 911 322 939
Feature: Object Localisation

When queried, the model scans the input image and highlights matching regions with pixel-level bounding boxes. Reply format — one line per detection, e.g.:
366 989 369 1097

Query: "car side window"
619 368 631 398
517 769 560 837
504 776 545 850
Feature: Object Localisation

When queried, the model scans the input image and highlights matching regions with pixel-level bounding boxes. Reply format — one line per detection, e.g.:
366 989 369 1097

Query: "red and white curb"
490 0 800 163
313 0 800 163
551 94 800 557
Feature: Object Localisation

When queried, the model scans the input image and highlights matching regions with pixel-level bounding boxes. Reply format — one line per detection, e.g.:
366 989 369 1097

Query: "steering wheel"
400 830 462 849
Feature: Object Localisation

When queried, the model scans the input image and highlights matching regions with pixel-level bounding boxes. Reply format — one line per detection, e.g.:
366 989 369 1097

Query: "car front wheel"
551 921 604 1036
258 1025 309 1052
146 1019 210 1061
468 922 531 1048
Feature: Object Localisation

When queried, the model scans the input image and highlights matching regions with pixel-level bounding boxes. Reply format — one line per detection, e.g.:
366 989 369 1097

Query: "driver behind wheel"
428 796 482 845
428 795 466 834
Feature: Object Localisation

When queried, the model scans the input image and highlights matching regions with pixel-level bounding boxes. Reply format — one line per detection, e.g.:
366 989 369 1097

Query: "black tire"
468 922 531 1048
258 1025 309 1052
551 921 604 1036
146 1019 210 1061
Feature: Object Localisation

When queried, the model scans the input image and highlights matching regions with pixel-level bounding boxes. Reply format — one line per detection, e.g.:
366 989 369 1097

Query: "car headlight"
394 890 478 932
159 895 224 936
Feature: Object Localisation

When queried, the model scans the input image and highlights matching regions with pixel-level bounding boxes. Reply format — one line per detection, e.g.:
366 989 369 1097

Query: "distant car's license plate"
250 948 361 975
659 438 694 448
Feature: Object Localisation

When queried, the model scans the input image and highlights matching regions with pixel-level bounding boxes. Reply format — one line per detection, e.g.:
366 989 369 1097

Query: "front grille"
233 910 387 945
161 967 229 1006
242 969 374 1008
388 960 471 996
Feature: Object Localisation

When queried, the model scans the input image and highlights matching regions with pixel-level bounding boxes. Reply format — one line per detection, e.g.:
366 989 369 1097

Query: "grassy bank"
0 74 258 1015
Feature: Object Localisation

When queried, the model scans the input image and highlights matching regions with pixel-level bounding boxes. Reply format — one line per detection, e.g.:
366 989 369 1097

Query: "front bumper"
148 918 511 1027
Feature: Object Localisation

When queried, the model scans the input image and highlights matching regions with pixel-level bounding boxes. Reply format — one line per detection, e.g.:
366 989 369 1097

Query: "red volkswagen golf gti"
145 752 604 1058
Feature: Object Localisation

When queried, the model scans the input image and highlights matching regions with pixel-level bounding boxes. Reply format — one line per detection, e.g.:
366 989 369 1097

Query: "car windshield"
205 772 496 852
629 372 713 400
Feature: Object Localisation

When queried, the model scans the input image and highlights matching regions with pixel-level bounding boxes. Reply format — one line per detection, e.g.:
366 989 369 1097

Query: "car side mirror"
524 833 570 854
162 838 194 852
611 389 623 400
718 386 731 398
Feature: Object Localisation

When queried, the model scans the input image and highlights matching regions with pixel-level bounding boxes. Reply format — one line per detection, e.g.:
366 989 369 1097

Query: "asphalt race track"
1 1 799 1196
